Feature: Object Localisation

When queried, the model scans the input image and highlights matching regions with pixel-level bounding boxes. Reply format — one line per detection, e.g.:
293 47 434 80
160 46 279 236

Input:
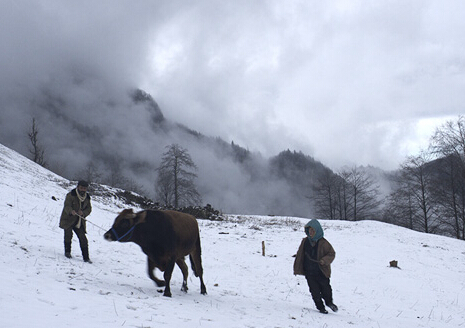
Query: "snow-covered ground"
1 142 464 328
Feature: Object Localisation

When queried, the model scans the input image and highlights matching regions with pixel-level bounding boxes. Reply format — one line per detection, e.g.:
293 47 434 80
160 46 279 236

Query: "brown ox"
104 209 207 297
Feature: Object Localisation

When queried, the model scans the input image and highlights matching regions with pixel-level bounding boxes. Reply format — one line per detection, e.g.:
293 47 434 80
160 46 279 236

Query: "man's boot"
316 301 327 314
64 242 72 258
81 247 92 264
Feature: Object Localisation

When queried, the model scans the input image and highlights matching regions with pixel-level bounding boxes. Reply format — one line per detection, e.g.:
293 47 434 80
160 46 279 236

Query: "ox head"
104 209 146 242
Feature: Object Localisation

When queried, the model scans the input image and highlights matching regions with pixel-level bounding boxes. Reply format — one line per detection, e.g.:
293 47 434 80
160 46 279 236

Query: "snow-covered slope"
1 143 464 328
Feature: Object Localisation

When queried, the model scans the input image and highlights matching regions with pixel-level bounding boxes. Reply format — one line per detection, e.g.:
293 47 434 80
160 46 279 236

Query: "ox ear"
120 208 137 219
134 210 147 224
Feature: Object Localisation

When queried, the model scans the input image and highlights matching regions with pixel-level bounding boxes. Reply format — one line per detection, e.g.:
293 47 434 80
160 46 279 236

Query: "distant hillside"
0 87 336 217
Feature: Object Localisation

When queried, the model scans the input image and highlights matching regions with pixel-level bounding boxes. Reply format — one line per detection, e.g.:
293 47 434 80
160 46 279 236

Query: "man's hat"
77 180 89 187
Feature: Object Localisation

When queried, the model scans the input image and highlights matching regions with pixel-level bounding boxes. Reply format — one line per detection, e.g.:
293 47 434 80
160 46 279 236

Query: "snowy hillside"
1 143 464 328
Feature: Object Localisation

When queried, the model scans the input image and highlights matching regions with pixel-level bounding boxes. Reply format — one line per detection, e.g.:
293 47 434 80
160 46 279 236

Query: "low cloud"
1 1 464 215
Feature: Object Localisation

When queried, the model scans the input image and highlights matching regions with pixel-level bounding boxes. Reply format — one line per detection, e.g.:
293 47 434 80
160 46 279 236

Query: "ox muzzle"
104 229 116 241
104 226 135 242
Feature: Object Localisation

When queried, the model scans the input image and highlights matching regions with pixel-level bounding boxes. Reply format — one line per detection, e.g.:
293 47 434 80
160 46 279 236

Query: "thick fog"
1 1 465 215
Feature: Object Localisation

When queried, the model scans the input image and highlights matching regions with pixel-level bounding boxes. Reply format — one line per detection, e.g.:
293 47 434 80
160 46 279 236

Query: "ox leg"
190 250 207 295
176 258 189 293
199 275 207 295
147 258 165 287
200 276 207 295
163 259 176 297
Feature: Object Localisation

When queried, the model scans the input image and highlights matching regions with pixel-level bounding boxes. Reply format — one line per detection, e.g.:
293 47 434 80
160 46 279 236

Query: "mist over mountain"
0 84 333 217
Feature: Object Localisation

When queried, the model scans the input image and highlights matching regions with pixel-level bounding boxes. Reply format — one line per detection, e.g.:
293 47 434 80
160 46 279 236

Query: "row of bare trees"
312 166 381 222
313 116 465 240
384 116 465 239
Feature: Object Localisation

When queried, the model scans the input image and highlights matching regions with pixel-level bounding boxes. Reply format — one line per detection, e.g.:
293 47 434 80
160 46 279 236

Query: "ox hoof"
155 280 166 287
163 291 172 297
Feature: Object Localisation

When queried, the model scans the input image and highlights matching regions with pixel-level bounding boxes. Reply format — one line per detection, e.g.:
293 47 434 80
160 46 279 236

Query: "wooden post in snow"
262 241 265 256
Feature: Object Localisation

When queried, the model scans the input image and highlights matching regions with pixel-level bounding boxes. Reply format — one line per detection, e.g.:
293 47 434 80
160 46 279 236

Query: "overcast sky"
2 0 464 171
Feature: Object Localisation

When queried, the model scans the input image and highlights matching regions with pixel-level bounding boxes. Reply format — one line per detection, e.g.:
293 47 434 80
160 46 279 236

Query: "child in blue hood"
293 219 338 314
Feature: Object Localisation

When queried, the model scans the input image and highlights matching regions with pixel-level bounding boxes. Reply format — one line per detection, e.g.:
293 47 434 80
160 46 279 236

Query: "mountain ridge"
2 87 338 217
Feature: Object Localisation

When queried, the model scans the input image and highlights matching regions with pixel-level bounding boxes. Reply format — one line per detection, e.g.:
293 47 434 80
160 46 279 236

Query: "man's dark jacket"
59 189 92 231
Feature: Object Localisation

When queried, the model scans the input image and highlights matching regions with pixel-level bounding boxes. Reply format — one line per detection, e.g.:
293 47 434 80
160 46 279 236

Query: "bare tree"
339 166 381 221
429 155 464 238
430 115 465 163
399 152 438 233
337 170 353 221
155 144 201 208
429 116 465 239
27 118 46 167
312 169 343 220
383 172 415 229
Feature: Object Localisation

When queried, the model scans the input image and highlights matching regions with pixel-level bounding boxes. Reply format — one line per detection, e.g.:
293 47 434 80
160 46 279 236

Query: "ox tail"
189 236 203 278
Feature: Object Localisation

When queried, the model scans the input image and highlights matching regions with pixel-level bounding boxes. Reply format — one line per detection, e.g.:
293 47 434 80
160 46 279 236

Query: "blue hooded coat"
293 219 336 278
305 219 324 242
